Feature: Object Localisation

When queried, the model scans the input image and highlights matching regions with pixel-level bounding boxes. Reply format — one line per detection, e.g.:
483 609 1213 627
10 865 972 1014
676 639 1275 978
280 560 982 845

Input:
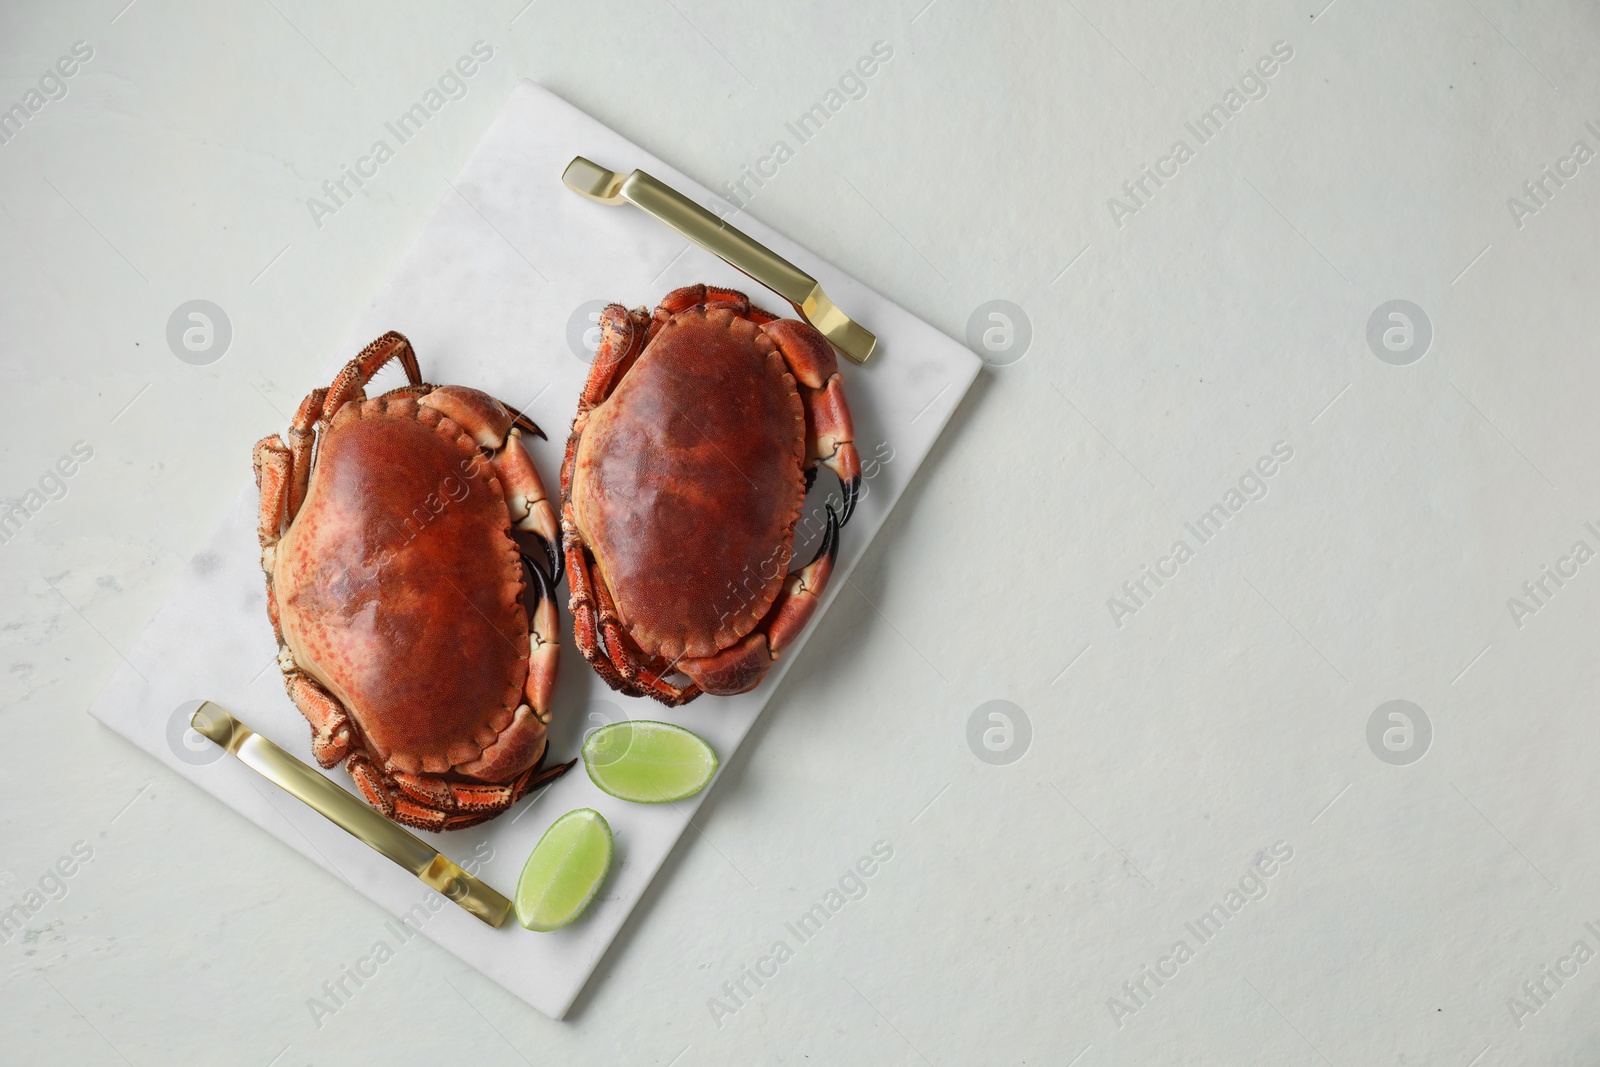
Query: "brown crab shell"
274 396 530 776
569 307 808 663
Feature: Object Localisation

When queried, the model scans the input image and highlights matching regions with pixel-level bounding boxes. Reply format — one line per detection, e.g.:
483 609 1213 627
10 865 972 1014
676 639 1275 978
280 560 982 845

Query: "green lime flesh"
514 808 612 932
582 720 719 803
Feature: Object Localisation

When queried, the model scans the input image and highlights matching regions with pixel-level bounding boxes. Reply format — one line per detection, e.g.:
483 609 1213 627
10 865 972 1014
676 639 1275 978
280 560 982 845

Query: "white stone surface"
5 0 1600 1063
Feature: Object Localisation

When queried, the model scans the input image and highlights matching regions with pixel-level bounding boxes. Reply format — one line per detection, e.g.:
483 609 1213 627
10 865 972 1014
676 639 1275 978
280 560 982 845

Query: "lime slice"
583 720 718 803
514 808 612 932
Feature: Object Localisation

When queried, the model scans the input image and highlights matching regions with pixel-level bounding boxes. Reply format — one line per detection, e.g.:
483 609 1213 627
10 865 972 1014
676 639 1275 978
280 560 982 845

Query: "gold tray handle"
191 701 513 928
563 156 877 365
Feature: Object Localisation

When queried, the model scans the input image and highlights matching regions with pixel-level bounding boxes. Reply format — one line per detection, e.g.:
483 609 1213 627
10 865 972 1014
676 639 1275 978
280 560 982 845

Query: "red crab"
253 331 570 830
560 284 861 706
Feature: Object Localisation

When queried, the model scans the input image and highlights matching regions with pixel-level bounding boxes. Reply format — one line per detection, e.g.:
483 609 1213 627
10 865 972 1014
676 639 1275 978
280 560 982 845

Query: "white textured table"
5 1 1600 1063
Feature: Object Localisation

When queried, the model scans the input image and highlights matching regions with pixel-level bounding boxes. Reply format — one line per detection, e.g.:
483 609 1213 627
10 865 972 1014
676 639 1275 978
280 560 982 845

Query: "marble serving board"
87 82 979 1019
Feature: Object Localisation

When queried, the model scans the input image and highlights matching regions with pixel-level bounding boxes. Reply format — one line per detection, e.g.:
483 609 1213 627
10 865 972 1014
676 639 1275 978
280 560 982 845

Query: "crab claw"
520 537 561 588
837 474 860 527
419 385 515 449
762 504 839 657
507 406 547 441
808 503 841 571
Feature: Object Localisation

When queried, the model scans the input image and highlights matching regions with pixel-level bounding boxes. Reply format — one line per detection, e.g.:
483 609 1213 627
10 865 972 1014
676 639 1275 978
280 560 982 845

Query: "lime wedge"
583 720 718 803
514 808 612 932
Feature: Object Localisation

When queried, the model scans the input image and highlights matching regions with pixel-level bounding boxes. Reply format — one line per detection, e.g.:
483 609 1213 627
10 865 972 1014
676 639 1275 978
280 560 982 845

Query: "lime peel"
514 808 612 932
582 720 718 803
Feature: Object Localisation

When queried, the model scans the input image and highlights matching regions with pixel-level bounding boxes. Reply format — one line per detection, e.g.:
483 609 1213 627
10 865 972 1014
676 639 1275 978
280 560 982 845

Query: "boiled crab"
560 284 861 705
253 331 570 830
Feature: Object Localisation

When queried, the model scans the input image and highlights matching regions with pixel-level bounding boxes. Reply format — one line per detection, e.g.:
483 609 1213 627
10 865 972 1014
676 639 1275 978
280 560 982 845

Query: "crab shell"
253 331 570 831
560 284 862 706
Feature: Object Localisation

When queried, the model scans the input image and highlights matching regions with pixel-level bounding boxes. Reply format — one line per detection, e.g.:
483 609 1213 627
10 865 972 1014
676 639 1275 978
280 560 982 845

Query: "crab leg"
584 553 667 699
252 436 293 659
253 436 291 553
372 739 575 833
283 672 354 768
321 330 422 420
563 518 646 698
592 575 695 705
352 703 574 831
391 758 574 827
623 653 698 706
653 283 776 326
562 511 698 704
284 388 325 519
347 753 397 819
570 602 643 699
590 566 636 686
575 305 650 419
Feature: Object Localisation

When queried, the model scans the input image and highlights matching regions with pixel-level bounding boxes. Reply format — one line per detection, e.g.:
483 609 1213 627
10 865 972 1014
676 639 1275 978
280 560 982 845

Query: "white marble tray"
87 82 979 1019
